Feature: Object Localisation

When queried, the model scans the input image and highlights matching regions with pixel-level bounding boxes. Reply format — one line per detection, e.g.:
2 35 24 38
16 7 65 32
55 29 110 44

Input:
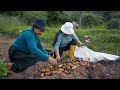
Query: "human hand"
78 43 85 47
56 55 61 62
48 57 58 67
56 56 61 62
81 43 85 47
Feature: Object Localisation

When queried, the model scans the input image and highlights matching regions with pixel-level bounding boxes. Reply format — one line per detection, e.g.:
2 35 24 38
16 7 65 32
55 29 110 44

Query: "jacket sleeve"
72 33 80 42
53 34 62 50
23 32 49 61
37 38 48 54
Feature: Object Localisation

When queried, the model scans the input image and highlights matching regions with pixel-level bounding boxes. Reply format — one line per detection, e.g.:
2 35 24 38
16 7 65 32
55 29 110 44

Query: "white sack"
74 46 120 62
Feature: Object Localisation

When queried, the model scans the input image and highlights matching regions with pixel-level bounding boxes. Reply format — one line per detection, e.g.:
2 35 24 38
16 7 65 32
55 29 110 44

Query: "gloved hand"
48 57 58 67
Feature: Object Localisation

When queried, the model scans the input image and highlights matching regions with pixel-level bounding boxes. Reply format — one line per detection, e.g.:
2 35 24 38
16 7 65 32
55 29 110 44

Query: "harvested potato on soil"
45 72 51 76
41 73 44 77
41 69 46 73
52 71 58 74
66 66 71 70
49 65 54 69
58 64 63 68
72 66 77 70
39 58 92 77
68 63 74 67
58 68 64 72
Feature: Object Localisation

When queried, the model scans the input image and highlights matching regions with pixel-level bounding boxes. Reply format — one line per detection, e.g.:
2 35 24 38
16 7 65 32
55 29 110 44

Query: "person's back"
13 29 33 54
52 30 62 47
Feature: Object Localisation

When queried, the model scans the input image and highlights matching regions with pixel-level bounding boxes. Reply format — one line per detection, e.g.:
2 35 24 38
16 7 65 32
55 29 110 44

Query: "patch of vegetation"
0 15 30 36
0 59 10 78
0 11 120 54
106 19 120 29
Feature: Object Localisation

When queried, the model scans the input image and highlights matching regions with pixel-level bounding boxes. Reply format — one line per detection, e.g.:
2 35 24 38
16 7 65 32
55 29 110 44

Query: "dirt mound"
6 57 120 79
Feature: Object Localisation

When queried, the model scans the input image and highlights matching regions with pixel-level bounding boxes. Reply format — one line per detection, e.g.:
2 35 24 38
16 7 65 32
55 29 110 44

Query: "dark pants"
8 46 39 73
54 39 77 58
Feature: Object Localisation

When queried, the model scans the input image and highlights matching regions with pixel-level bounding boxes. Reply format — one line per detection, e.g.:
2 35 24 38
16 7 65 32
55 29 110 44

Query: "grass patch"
0 15 30 36
0 15 120 54
40 27 120 54
0 59 10 78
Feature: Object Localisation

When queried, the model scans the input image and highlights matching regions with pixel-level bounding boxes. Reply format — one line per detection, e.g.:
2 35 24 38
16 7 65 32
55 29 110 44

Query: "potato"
64 70 69 74
62 65 66 69
76 62 80 64
72 66 77 70
41 73 44 77
41 69 46 73
76 65 80 67
80 62 85 66
66 66 71 70
54 67 58 71
45 68 50 72
58 68 64 72
68 63 74 67
58 64 63 68
52 71 58 74
45 72 51 76
49 65 54 69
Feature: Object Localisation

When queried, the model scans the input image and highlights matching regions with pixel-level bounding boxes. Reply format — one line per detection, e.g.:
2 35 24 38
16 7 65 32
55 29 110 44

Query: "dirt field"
0 34 120 79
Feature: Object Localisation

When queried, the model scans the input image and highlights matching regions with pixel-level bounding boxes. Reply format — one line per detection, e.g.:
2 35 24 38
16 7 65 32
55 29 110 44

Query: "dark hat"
31 18 46 30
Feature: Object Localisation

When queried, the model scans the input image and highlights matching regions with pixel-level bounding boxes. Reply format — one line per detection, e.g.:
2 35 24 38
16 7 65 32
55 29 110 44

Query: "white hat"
61 22 74 34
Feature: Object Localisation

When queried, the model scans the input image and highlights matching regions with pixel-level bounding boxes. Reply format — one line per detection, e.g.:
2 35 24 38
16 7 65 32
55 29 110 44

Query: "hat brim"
31 22 45 30
61 25 74 34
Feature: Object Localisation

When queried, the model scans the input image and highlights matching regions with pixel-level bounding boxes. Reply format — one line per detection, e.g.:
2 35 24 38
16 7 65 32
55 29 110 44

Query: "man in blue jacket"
8 18 58 73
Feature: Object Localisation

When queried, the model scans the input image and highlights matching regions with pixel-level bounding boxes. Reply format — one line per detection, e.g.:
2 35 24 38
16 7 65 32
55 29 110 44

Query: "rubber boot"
69 45 76 60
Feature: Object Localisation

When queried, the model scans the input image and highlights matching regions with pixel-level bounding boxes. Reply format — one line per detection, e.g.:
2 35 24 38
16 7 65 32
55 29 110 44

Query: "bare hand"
78 43 85 47
56 55 60 60
48 57 58 66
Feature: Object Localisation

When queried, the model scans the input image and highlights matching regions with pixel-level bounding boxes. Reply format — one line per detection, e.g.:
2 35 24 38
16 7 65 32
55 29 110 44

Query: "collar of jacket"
32 28 38 37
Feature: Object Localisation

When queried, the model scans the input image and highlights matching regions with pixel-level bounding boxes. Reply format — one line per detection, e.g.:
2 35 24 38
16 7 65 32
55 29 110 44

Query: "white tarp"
74 46 120 62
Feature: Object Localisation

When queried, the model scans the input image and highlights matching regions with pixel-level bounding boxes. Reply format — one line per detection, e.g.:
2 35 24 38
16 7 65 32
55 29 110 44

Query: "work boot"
69 45 76 60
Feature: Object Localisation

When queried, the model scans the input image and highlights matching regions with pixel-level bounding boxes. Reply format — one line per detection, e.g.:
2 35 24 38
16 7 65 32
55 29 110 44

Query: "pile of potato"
40 58 90 77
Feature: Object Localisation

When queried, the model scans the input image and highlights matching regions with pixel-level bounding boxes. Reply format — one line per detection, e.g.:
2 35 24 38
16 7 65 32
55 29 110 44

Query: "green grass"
75 28 120 54
0 15 120 54
0 15 31 36
0 59 10 77
40 27 120 54
40 27 59 49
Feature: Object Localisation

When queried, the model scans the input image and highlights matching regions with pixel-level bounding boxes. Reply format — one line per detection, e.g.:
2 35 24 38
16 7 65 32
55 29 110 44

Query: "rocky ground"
0 33 120 79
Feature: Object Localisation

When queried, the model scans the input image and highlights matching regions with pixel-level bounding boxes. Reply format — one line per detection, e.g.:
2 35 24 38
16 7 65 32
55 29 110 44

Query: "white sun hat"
61 22 74 34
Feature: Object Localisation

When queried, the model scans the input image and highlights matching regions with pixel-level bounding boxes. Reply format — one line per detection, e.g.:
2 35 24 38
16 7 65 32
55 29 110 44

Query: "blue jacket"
53 32 80 50
12 29 49 61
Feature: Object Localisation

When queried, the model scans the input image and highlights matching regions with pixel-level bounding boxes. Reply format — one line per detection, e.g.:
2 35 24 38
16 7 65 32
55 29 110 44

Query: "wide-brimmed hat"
31 18 46 30
61 22 74 34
